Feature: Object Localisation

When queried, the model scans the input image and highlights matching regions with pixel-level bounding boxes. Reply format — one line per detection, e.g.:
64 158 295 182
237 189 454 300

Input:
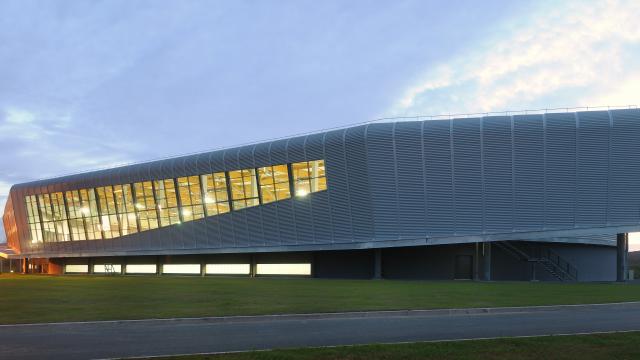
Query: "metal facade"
4 108 640 258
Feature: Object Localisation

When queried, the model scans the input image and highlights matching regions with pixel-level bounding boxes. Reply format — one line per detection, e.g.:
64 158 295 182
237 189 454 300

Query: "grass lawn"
156 332 640 360
1 274 639 324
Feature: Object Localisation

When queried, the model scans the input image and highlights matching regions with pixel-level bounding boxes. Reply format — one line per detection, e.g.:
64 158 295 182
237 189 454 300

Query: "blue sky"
1 0 639 247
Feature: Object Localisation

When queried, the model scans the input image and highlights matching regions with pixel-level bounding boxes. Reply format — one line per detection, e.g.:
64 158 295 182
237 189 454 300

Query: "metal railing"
496 241 578 281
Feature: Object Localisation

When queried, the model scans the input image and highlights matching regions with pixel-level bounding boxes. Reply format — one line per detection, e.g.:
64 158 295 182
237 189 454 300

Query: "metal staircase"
494 241 578 281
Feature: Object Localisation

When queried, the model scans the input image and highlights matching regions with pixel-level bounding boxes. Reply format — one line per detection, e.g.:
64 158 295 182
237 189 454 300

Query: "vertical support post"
474 242 479 280
200 261 206 277
88 258 94 275
156 256 163 276
530 262 537 281
483 242 492 281
617 233 628 282
249 254 256 277
121 258 127 275
373 249 382 279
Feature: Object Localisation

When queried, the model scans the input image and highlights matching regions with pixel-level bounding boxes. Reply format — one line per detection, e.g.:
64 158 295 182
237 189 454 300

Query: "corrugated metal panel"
544 113 577 229
394 121 426 239
513 114 545 231
365 123 398 240
325 129 353 243
345 126 373 241
423 119 454 236
482 116 513 233
609 109 640 225
452 118 483 234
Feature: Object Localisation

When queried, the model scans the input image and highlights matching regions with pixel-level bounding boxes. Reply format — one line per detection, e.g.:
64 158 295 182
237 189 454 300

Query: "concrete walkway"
1 302 640 360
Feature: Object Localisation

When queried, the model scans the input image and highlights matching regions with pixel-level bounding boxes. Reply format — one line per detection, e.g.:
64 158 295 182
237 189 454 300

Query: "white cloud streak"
390 0 640 116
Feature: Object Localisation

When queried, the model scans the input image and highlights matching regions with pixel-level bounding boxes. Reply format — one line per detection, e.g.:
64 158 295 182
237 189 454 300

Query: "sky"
1 0 639 249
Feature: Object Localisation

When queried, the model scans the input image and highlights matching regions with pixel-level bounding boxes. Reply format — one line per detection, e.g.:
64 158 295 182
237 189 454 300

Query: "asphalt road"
1 302 640 360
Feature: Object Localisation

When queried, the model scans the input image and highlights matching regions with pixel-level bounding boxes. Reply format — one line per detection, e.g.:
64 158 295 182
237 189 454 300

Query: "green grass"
1 274 639 324
156 332 640 360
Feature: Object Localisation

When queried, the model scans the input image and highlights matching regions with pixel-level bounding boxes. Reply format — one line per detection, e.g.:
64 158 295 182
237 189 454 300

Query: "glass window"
79 189 102 240
133 181 159 231
258 164 291 204
113 184 138 235
65 190 87 241
292 160 327 197
154 179 180 227
24 195 43 243
229 169 259 210
96 186 121 239
37 194 57 242
50 192 71 242
201 172 230 216
177 176 205 222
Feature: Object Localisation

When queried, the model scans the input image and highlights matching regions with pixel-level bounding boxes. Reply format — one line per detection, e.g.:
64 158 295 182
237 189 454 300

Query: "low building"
2 108 636 281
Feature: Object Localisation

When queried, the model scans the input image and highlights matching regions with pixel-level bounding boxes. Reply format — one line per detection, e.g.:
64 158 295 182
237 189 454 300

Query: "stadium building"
2 108 636 281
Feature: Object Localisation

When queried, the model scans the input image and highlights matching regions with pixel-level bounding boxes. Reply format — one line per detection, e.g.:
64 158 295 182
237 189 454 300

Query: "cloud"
389 0 640 116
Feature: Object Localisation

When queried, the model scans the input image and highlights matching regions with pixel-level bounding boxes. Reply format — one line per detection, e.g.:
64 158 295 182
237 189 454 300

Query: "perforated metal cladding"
5 109 640 258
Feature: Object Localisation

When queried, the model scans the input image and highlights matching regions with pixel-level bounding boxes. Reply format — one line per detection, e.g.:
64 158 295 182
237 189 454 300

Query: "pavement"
1 302 640 360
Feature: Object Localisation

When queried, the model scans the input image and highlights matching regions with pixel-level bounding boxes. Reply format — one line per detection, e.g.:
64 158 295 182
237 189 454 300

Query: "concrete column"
372 249 382 279
200 262 206 277
88 258 94 275
156 256 163 276
249 254 256 278
120 259 127 275
483 242 492 281
617 233 628 282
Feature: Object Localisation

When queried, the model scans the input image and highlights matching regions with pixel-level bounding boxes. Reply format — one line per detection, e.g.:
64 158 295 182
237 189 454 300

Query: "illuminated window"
37 194 57 242
229 169 259 210
134 182 159 231
205 264 250 275
201 172 231 216
65 264 89 273
49 192 71 242
96 186 121 239
65 190 87 241
125 264 157 274
79 189 102 240
113 184 138 235
24 195 43 243
292 160 326 197
154 179 180 227
162 264 201 274
93 264 122 273
177 176 205 222
258 164 291 204
256 263 311 275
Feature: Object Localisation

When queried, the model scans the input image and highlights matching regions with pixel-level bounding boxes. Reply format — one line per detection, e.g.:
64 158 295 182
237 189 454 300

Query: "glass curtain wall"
80 189 102 240
23 159 326 243
229 169 259 210
50 192 71 241
201 172 231 216
25 195 43 243
154 179 180 226
134 181 159 231
65 190 87 241
258 165 291 204
96 186 121 239
177 176 205 222
291 160 326 196
113 184 138 235
37 194 57 242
